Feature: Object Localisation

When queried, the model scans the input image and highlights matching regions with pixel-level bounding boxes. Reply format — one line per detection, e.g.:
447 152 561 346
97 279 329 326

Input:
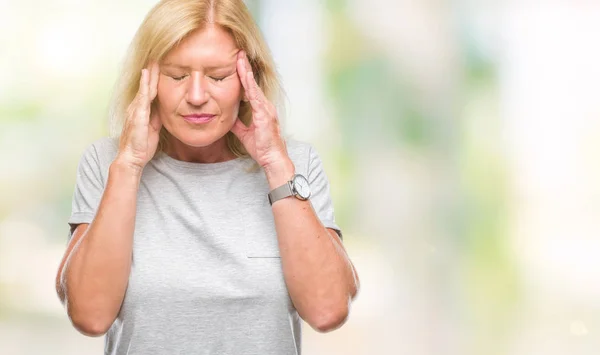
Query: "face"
155 25 243 150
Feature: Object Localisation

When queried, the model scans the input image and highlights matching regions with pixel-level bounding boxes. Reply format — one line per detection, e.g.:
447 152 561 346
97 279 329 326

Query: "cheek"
156 81 183 111
212 82 243 111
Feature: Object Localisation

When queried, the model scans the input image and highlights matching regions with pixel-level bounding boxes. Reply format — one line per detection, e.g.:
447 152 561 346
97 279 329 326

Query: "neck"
165 134 236 164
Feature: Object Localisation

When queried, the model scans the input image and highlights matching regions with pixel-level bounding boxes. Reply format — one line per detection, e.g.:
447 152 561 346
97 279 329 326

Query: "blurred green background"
1 0 600 354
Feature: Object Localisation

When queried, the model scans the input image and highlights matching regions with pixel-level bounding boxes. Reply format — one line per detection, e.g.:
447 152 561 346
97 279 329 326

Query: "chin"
168 127 229 148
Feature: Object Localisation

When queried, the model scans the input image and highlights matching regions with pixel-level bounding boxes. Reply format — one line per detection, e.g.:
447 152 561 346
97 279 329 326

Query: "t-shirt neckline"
156 151 249 173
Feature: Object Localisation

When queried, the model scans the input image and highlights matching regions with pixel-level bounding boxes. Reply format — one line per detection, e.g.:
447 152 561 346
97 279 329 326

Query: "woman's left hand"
230 50 291 172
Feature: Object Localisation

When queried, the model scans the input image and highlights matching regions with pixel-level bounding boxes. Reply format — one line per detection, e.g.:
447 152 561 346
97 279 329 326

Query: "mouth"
182 113 216 124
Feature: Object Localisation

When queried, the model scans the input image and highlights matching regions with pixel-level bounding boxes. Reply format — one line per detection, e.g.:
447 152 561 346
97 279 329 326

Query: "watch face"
292 175 311 199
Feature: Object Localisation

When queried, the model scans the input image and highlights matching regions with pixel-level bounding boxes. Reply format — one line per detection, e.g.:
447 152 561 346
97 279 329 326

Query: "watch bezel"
291 174 311 200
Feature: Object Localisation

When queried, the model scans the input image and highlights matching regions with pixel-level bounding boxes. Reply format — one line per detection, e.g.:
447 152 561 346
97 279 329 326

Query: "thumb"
230 118 249 139
149 109 162 132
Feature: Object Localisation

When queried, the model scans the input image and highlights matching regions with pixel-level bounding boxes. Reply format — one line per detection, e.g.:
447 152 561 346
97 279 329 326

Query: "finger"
127 99 137 117
245 73 280 127
128 71 145 116
242 52 268 97
264 101 278 120
237 51 277 124
238 51 267 104
149 108 162 132
137 68 154 121
139 68 149 100
237 50 249 95
245 71 263 104
248 96 271 123
148 62 160 101
135 69 151 121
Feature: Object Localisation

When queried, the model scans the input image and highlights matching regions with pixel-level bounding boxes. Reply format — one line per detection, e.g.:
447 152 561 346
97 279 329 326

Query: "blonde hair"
108 0 283 159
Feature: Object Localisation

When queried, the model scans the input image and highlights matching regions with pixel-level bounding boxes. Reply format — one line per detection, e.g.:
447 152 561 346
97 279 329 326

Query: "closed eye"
168 73 232 82
171 74 189 81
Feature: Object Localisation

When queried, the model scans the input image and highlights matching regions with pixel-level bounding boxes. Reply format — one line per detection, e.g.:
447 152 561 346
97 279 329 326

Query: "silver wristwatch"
268 174 311 205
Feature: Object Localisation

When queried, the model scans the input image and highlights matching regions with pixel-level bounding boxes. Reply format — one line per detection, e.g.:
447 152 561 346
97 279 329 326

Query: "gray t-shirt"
68 137 341 355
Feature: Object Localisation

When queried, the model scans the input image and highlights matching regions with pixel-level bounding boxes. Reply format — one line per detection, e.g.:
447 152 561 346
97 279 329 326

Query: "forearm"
61 159 141 334
265 160 359 332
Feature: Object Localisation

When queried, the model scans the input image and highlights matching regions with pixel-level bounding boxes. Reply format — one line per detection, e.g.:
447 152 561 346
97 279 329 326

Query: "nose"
185 72 209 106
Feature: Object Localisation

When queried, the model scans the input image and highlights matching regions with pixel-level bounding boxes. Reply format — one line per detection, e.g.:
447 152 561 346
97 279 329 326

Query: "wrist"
263 158 295 189
107 160 142 198
111 156 144 180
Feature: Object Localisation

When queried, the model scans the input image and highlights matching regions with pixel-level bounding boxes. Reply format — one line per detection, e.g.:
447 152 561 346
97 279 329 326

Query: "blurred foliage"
323 3 433 230
322 2 520 353
0 102 44 124
456 28 520 355
324 8 430 150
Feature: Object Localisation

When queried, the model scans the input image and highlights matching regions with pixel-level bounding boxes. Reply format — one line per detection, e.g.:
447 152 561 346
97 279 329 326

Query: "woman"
55 0 359 354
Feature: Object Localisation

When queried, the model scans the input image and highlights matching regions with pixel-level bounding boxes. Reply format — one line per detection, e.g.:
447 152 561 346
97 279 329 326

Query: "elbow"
55 280 65 305
350 278 360 300
55 267 67 305
58 271 115 337
307 301 350 333
68 311 112 337
349 265 361 300
66 303 114 337
74 323 110 337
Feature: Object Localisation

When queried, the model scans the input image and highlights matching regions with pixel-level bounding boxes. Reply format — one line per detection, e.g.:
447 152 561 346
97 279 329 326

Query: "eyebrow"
161 62 235 71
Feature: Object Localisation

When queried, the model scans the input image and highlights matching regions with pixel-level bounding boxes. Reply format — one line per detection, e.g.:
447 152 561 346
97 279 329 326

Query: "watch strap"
268 182 294 205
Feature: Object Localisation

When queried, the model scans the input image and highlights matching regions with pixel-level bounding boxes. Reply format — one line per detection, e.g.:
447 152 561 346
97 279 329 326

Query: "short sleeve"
307 145 343 240
67 142 105 239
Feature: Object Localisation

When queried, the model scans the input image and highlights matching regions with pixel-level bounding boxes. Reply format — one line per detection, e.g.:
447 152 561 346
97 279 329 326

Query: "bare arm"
266 160 360 333
230 51 359 333
56 161 142 336
56 64 161 337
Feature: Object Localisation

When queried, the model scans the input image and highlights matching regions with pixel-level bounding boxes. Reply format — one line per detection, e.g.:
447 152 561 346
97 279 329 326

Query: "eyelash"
170 75 227 82
172 75 188 81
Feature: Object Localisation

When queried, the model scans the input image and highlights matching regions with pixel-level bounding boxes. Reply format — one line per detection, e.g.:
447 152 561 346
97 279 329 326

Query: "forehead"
162 25 238 68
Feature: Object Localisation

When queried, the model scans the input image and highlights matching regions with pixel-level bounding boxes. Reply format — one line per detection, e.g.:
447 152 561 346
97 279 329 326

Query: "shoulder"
284 137 315 171
284 137 332 180
88 136 119 159
78 136 119 170
285 137 319 161
89 136 119 155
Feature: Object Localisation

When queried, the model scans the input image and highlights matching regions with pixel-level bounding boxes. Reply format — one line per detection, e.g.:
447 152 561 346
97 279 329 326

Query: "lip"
182 113 216 124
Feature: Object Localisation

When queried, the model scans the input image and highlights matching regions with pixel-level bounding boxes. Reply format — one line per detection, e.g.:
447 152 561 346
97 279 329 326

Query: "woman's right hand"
116 63 161 171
